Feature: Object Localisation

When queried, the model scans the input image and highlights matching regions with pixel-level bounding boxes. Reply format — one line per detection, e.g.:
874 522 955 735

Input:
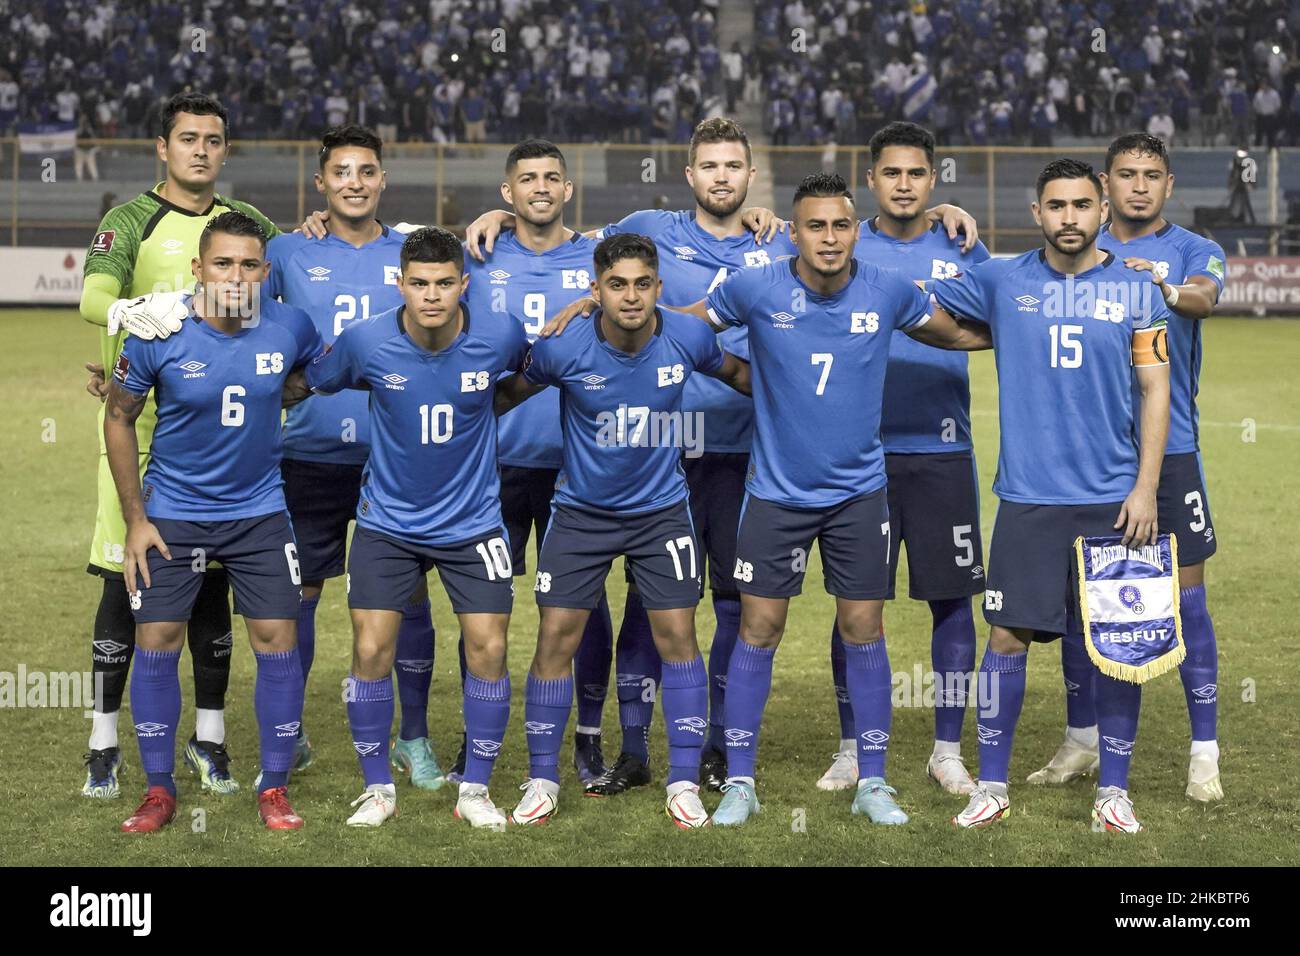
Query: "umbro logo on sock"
472 739 502 756
134 722 167 737
1102 736 1134 754
860 729 889 747
275 721 301 737
524 722 555 734
674 717 707 735
1191 683 1217 700
724 729 753 745
396 659 433 673
354 741 381 756
976 724 1002 743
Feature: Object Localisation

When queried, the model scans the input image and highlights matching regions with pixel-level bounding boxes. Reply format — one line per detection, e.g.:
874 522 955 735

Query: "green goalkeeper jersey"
84 185 281 382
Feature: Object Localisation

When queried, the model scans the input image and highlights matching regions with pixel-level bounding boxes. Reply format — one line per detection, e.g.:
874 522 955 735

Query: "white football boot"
952 782 1010 829
1186 752 1224 802
1026 736 1099 785
508 778 560 826
665 781 711 829
1093 786 1144 833
346 783 397 827
816 741 858 791
454 782 508 831
927 752 976 795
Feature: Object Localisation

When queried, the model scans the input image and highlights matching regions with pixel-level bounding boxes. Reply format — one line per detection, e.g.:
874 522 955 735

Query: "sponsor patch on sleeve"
1206 255 1225 282
112 352 130 383
90 230 115 255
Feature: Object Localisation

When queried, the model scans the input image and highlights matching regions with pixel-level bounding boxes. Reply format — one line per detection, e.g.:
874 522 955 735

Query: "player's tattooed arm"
708 351 751 396
925 204 980 254
1117 361 1171 547
103 381 172 591
494 372 547 415
906 301 992 351
1123 257 1220 319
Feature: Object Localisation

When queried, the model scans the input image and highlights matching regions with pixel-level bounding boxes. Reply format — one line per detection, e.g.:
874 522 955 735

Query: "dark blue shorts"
1158 452 1217 565
347 525 515 615
734 490 891 600
131 511 301 623
535 500 701 611
983 500 1121 636
684 452 748 597
885 451 985 600
281 457 364 582
499 465 558 574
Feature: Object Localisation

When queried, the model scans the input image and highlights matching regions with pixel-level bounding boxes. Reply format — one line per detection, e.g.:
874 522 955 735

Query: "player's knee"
988 626 1030 656
245 618 296 652
137 621 185 651
1178 561 1205 590
739 614 783 648
301 581 325 601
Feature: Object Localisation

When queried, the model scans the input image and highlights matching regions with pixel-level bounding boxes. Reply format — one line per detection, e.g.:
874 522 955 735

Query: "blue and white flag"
902 71 936 122
18 121 76 155
1074 534 1184 683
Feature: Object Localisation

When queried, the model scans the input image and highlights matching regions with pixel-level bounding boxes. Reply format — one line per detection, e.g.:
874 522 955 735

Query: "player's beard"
695 185 746 219
515 198 564 229
1045 224 1099 256
1116 200 1161 225
803 249 851 278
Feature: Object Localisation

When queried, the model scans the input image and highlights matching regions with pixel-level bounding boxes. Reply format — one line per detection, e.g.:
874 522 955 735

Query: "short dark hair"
593 233 658 276
400 226 464 273
688 117 752 166
199 210 267 256
1035 158 1103 200
793 171 854 208
869 121 936 166
1105 132 1171 174
159 92 228 141
319 124 383 168
505 138 567 176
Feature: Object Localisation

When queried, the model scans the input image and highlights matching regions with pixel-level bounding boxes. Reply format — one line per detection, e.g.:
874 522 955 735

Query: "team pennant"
1074 534 1184 684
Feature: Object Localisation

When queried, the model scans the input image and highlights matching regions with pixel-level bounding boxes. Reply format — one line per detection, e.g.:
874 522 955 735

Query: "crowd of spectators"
0 0 727 145
753 0 1300 148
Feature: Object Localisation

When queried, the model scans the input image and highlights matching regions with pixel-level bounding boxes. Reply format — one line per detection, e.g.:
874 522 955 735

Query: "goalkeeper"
79 93 280 801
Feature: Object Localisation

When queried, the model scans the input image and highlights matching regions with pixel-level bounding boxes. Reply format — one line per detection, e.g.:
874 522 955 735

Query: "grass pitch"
1 309 1297 866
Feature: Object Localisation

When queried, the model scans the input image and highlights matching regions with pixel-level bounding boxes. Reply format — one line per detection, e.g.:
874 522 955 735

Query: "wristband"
1163 283 1179 308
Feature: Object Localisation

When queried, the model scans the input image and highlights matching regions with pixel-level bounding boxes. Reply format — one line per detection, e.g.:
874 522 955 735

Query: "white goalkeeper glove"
107 291 189 340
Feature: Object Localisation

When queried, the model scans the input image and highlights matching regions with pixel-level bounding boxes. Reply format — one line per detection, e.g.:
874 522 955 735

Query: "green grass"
2 310 1298 866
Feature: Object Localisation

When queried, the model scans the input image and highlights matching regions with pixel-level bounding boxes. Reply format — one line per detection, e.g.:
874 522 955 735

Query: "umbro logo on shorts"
1064 678 1081 692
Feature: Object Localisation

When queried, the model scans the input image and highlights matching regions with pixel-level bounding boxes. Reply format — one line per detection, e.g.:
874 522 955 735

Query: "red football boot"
258 786 305 830
121 786 177 833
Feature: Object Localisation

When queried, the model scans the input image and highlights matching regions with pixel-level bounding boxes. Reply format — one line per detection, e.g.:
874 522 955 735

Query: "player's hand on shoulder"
298 209 329 239
464 209 515 261
1114 486 1159 548
1123 256 1167 287
539 294 598 338
124 519 171 592
741 206 788 244
85 362 109 402
108 290 188 340
927 203 979 253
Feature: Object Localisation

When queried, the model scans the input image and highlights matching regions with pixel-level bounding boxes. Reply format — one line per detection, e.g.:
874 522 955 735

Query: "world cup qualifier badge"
90 230 115 255
1074 533 1185 683
113 352 130 383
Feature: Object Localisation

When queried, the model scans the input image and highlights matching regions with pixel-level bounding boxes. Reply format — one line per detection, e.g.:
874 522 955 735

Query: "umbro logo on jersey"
179 360 207 378
396 659 433 673
860 729 890 746
381 373 407 390
134 722 168 736
673 246 698 259
1102 736 1134 753
488 269 511 284
524 721 556 734
1015 295 1041 311
471 738 502 755
161 238 184 255
354 741 381 756
771 311 796 327
306 266 331 281
582 374 607 390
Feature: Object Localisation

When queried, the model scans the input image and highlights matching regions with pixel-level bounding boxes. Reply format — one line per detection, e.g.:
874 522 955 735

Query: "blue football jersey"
305 305 528 547
932 250 1170 505
705 258 931 507
523 308 725 514
855 219 991 452
115 296 323 520
265 228 406 465
1098 221 1226 455
599 209 797 453
463 231 598 470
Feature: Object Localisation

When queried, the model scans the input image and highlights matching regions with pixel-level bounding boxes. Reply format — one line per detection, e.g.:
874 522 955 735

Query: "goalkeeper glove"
107 291 189 340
